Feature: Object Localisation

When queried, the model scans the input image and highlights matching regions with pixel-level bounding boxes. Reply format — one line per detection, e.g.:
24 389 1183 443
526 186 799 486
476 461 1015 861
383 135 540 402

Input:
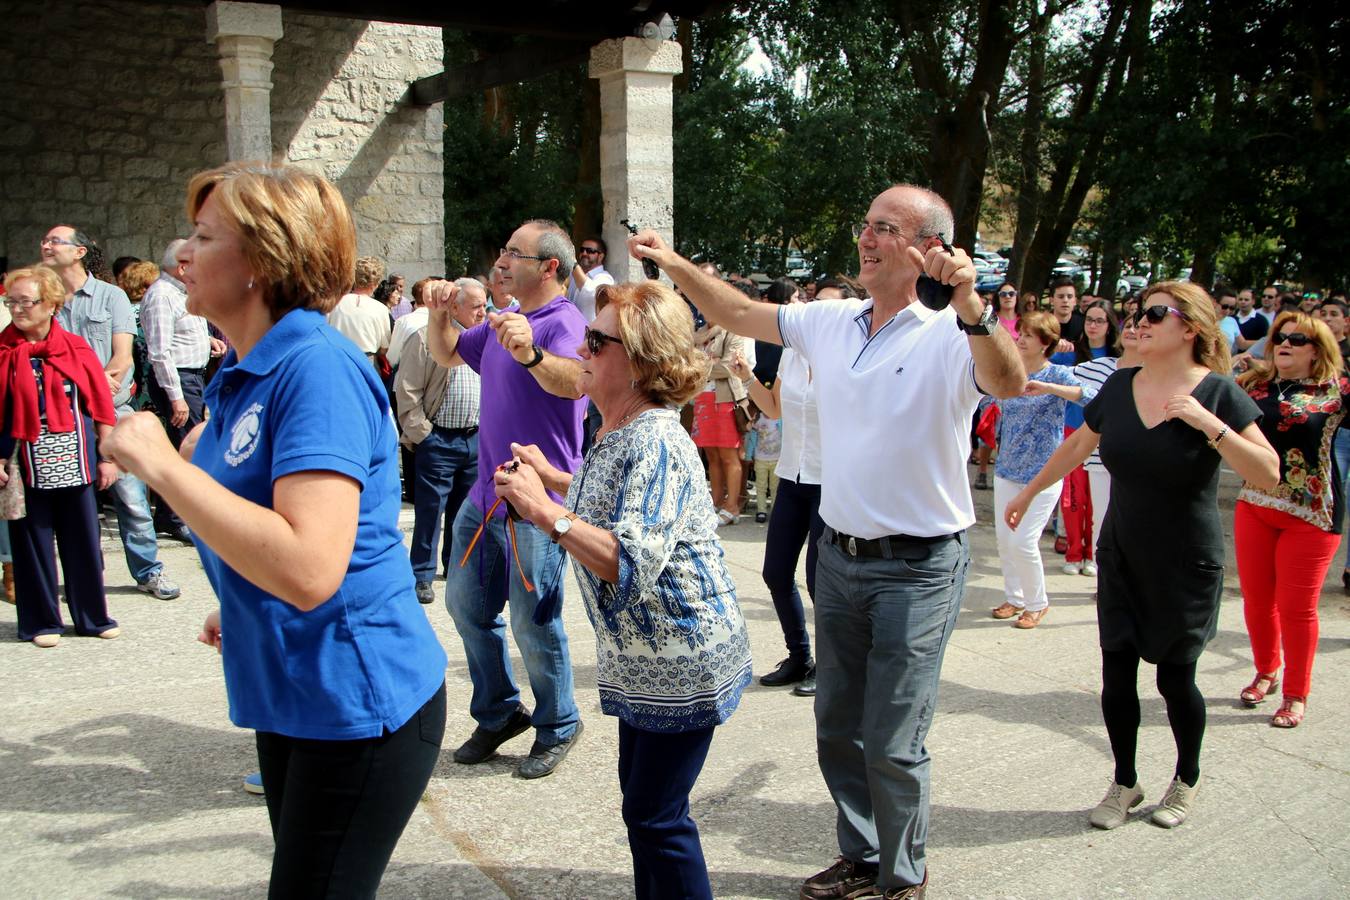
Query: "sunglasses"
1140 305 1185 325
1220 304 1236 312
578 246 601 255
997 290 1018 298
1271 331 1313 347
585 327 624 355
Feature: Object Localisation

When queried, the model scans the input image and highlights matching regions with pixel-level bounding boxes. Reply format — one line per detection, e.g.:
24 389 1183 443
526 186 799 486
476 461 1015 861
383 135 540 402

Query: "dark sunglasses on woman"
1271 331 1312 347
1140 304 1185 324
585 327 624 355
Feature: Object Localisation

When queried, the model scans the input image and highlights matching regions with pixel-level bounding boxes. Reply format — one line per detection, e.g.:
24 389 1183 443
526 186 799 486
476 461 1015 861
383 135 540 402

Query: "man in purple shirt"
425 219 587 779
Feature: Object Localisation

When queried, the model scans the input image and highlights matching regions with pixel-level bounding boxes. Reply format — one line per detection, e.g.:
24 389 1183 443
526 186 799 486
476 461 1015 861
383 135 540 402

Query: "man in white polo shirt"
629 184 1024 900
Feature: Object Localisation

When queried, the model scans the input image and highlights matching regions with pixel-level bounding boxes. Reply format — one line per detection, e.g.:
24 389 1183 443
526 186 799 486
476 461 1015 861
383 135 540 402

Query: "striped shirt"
1073 356 1122 471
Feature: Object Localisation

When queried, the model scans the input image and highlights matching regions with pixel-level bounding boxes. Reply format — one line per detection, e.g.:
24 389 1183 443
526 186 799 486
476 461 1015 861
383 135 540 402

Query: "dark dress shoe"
453 704 532 764
167 526 195 546
517 720 583 779
760 656 813 687
792 666 817 697
415 581 434 605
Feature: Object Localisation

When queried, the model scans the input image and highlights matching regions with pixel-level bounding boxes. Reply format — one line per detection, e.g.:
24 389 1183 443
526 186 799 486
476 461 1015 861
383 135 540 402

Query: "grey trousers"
813 530 969 889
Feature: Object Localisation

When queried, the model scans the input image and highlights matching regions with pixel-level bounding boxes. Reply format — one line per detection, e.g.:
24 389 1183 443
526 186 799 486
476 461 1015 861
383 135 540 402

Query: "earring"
630 379 638 389
247 277 255 291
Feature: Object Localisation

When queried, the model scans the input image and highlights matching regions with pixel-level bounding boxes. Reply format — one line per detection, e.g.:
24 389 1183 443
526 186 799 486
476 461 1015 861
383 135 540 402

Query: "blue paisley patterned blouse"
565 407 753 732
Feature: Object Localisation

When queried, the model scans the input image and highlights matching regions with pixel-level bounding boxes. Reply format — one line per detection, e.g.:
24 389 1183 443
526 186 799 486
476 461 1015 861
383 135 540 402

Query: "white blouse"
774 347 822 484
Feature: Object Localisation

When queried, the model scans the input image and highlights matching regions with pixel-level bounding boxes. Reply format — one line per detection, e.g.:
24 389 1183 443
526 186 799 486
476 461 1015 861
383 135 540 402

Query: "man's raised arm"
628 230 783 346
423 280 465 368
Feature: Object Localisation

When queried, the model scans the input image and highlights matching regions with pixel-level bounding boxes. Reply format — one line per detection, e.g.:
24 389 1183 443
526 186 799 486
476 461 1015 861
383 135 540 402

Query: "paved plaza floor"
2 467 1347 898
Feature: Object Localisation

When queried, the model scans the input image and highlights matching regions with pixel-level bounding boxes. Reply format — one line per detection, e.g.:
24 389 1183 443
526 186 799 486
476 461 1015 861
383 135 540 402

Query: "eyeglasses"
1140 304 1186 324
851 221 905 240
499 247 548 262
997 290 1018 298
1271 331 1313 347
584 327 624 355
1085 316 1110 325
40 236 77 247
2 298 40 309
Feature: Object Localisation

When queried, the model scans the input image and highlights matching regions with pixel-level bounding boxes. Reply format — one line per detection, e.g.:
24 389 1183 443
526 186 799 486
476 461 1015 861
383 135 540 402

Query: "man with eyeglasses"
40 225 181 600
567 236 614 322
628 184 1025 900
421 219 586 780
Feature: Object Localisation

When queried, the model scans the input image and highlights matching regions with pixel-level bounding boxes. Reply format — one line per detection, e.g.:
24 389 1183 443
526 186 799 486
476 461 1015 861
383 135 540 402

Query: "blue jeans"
762 477 823 660
445 499 579 745
814 530 969 890
410 429 478 583
109 471 162 584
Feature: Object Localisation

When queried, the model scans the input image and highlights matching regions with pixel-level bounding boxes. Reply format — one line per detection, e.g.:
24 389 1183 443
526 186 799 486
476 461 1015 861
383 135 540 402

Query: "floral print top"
1240 376 1350 533
565 408 752 732
993 363 1080 484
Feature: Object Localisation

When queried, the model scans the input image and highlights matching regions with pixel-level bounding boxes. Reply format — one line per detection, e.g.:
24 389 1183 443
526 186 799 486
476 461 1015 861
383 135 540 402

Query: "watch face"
554 516 572 535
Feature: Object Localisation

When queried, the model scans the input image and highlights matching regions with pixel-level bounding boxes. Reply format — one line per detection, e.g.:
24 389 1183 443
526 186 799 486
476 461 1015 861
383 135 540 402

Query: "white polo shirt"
778 298 983 539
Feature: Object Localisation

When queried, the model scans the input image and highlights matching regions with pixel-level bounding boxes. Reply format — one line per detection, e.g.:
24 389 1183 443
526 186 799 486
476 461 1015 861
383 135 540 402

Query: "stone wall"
0 1 444 282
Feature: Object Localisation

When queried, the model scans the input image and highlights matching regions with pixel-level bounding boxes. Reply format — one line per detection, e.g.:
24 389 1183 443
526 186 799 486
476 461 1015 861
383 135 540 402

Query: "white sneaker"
1062 562 1082 576
1082 560 1098 577
1090 781 1144 829
137 572 182 600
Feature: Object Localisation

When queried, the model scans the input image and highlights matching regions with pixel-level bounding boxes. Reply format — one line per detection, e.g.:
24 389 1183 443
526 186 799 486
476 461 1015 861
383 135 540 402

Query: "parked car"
972 250 1008 274
1052 258 1081 278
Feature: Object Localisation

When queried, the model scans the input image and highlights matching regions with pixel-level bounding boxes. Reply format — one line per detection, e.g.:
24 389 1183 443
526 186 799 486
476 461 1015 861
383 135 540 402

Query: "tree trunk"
572 77 602 245
1007 2 1052 287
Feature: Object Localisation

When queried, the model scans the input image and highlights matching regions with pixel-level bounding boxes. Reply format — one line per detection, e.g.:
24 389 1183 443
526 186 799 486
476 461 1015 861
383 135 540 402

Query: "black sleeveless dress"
1083 369 1261 664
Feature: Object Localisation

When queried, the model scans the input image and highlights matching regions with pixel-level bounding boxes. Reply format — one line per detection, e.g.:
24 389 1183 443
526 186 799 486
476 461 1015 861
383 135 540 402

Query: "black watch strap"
957 305 997 336
521 344 545 368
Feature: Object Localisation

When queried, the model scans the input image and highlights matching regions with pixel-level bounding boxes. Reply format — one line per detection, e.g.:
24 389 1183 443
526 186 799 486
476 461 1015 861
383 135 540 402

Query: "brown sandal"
1239 671 1280 707
1271 696 1305 728
1014 608 1048 629
991 602 1022 620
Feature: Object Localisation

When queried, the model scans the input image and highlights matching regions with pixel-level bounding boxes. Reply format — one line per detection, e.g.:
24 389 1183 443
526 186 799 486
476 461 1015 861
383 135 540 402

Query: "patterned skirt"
692 392 740 449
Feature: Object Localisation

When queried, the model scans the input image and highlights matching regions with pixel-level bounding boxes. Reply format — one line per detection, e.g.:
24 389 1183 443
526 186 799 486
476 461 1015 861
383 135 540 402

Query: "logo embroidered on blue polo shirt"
225 403 264 466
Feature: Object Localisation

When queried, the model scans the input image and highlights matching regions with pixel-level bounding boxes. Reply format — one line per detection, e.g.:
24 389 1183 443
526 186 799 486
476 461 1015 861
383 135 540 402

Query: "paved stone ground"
1 466 1347 898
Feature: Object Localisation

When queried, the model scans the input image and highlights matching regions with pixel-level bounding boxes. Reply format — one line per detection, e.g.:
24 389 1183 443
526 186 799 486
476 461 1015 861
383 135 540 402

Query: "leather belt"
432 424 478 437
824 526 958 559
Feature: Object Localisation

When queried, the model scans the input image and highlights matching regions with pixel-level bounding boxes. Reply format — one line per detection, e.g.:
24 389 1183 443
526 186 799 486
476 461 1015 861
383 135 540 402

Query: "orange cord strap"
457 495 536 593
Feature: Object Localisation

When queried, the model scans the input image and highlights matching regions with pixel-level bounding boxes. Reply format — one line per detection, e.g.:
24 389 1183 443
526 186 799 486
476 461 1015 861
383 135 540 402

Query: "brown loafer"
991 602 1022 620
1014 608 1048 629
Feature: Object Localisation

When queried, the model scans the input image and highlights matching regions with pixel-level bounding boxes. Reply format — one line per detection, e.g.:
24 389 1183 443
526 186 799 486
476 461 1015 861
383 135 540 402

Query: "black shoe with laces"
516 720 583 779
792 665 817 696
760 656 813 687
453 704 532 764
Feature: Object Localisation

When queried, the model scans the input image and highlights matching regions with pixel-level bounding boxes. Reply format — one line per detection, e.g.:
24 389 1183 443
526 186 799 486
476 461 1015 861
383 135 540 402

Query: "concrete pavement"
1 467 1347 898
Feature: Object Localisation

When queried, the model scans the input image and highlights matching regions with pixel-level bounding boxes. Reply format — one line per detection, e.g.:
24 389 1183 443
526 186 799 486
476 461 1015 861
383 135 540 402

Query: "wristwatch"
550 511 579 543
956 303 998 336
520 344 545 368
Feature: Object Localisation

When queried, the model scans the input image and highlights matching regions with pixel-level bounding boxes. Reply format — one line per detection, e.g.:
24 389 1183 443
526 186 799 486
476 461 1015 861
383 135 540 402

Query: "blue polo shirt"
195 308 446 740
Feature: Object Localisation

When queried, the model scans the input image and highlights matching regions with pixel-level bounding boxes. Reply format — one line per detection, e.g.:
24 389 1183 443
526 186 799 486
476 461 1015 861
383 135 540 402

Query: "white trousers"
1088 467 1111 556
994 475 1063 612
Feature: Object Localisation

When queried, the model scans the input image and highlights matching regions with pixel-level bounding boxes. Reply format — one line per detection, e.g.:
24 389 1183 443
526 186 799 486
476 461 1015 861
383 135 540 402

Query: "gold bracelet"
1207 426 1229 449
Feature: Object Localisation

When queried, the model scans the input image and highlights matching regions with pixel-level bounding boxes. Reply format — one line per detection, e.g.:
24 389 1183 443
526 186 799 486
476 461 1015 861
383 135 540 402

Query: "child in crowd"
750 402 782 523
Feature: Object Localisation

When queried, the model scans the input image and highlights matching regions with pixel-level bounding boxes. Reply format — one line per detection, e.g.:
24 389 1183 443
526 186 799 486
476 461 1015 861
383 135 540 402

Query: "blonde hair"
1018 310 1061 357
4 265 67 312
1141 281 1232 374
602 282 712 407
353 256 384 291
1238 311 1343 388
185 162 356 319
117 260 159 303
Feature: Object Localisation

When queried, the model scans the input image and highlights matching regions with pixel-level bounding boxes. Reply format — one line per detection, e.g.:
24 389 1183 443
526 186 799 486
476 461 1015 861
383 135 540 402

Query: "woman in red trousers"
1235 311 1347 728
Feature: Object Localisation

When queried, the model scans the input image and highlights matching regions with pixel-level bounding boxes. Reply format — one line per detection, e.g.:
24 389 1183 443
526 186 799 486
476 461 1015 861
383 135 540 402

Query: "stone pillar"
588 37 683 284
206 2 284 162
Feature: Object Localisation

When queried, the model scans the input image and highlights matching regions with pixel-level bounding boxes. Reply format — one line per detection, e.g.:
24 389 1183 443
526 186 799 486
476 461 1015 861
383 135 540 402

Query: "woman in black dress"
1004 282 1279 831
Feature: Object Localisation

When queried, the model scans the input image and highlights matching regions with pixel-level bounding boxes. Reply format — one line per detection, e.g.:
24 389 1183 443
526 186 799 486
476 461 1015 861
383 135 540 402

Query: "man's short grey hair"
525 219 576 285
452 277 486 303
161 239 187 271
892 184 954 244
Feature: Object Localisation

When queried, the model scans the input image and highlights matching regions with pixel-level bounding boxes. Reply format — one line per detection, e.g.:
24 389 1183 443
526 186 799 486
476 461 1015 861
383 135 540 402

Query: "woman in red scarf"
0 266 119 647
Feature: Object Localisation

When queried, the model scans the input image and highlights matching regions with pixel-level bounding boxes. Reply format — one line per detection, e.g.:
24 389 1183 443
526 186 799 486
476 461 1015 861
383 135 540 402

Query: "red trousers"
1234 500 1340 698
1059 426 1093 562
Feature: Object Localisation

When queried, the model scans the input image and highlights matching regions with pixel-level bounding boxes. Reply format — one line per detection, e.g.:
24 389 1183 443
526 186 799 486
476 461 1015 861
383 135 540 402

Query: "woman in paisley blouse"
1234 312 1347 728
493 280 752 900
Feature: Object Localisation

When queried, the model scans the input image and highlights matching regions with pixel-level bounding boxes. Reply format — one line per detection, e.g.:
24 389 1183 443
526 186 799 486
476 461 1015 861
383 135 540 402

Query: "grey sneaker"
1151 776 1199 828
137 572 181 600
1089 781 1144 830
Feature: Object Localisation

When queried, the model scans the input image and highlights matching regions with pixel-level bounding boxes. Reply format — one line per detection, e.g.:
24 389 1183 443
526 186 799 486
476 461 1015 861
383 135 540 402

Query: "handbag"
0 444 25 521
732 400 752 434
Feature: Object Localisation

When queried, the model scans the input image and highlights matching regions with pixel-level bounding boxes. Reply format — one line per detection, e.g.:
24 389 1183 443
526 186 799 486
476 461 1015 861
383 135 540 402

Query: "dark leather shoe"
879 870 928 899
453 704 532 764
516 720 583 779
792 666 816 697
761 656 813 687
414 581 434 605
165 526 194 546
800 856 878 900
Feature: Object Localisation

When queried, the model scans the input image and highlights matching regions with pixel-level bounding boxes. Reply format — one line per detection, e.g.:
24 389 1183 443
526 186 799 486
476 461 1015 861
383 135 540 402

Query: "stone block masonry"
0 1 444 284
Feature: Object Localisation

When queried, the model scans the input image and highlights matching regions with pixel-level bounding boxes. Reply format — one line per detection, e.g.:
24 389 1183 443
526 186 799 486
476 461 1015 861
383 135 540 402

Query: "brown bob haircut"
1018 310 1061 357
598 281 712 408
185 162 356 319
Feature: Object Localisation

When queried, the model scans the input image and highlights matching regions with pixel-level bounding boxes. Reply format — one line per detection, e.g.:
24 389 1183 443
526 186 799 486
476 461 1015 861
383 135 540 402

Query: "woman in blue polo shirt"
104 163 447 898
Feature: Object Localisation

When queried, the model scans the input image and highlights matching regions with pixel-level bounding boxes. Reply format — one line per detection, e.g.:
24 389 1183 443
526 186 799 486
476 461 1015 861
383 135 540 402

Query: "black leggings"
760 477 823 660
1100 650 1205 787
256 684 446 899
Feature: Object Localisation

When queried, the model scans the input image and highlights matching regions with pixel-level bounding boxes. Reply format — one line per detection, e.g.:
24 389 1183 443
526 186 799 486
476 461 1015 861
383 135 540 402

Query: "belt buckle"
847 536 857 557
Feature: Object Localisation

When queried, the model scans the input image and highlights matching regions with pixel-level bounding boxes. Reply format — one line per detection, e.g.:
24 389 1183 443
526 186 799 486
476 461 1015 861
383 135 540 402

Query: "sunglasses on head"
1140 304 1185 325
585 327 624 355
1271 331 1313 347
